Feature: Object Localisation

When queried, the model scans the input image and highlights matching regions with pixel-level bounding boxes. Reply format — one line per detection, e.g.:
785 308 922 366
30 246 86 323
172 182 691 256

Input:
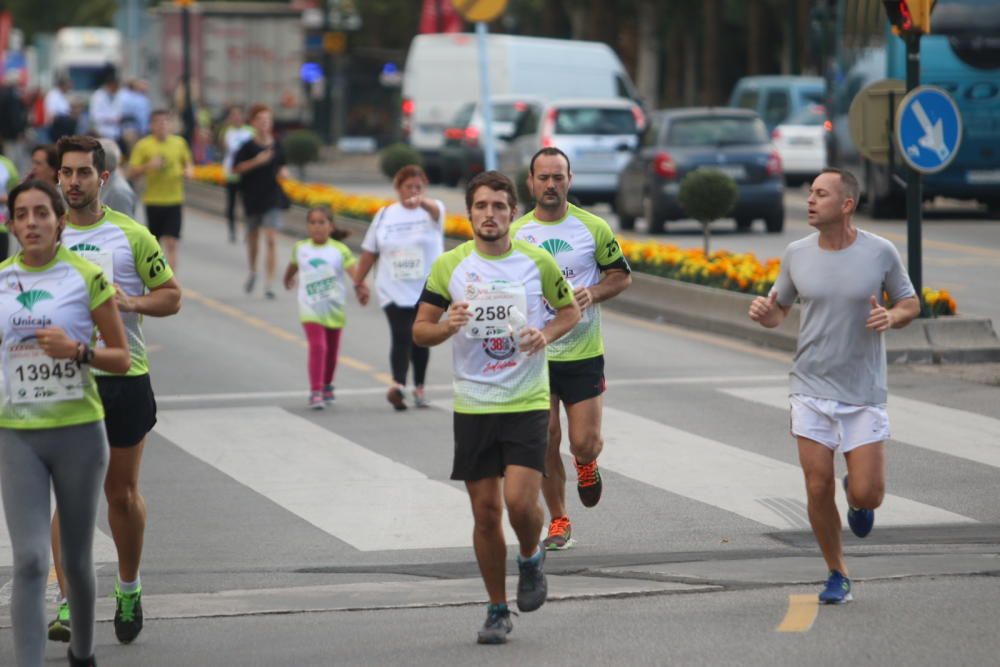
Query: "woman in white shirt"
354 165 444 410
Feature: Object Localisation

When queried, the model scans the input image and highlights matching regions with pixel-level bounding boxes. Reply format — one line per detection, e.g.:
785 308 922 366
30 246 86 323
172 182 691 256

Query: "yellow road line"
185 288 374 373
776 594 819 633
878 230 1000 259
373 372 396 387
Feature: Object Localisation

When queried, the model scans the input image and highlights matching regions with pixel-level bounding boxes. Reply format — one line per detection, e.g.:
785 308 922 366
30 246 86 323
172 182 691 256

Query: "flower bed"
192 166 956 316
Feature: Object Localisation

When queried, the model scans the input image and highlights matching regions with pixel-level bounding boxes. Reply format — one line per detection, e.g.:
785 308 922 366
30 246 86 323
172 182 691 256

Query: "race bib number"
5 344 85 404
76 250 115 285
389 247 424 281
303 265 345 307
464 281 527 339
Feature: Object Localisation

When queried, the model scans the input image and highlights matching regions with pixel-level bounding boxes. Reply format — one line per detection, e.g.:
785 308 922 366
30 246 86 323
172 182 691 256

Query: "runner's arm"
283 262 298 291
345 264 369 305
353 251 377 285
88 296 131 374
540 299 581 347
413 301 469 347
116 277 182 317
584 267 631 307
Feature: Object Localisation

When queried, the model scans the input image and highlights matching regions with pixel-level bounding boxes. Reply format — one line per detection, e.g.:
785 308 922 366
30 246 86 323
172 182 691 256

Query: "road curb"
186 181 1000 364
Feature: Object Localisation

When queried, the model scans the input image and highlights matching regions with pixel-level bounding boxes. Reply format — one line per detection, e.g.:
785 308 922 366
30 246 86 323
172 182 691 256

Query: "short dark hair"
820 167 860 209
31 144 59 172
7 179 66 221
465 170 517 212
307 205 350 241
150 108 171 120
529 147 572 176
56 135 107 173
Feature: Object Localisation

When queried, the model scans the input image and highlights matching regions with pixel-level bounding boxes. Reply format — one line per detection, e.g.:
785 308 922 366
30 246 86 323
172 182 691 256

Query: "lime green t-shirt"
130 135 193 205
0 246 116 429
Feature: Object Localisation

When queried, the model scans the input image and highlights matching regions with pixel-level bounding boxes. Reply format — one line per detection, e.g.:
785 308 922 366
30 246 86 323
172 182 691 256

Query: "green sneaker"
47 601 71 642
113 583 144 644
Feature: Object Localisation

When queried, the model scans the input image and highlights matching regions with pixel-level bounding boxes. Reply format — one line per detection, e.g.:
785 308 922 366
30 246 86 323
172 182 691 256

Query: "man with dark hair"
749 167 920 604
48 134 182 646
27 144 59 184
414 171 580 644
98 138 137 217
128 109 193 271
511 146 632 551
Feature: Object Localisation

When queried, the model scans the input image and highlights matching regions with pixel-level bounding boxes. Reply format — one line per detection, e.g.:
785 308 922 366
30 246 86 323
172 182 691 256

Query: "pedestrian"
511 147 632 550
44 77 74 142
749 168 920 604
283 206 369 409
127 109 194 271
413 171 580 644
233 104 289 299
47 135 182 646
0 178 131 667
353 165 444 410
26 144 58 184
87 68 122 147
220 106 253 243
0 141 20 260
96 139 138 218
118 78 151 153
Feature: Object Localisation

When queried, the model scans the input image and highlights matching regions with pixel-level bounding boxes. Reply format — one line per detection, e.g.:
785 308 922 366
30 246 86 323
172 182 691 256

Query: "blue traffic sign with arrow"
895 85 963 174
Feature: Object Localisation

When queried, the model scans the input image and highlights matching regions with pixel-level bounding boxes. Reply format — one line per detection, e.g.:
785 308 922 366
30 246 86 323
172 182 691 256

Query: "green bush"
379 143 422 180
284 130 322 178
678 169 738 223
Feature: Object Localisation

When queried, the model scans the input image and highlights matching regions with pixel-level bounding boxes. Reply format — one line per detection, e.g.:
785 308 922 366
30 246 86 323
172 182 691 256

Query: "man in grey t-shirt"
749 168 919 605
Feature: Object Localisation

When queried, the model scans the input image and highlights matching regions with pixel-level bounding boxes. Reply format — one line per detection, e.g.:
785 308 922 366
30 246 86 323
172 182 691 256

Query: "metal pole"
321 0 334 144
181 5 195 147
905 32 923 305
476 22 497 171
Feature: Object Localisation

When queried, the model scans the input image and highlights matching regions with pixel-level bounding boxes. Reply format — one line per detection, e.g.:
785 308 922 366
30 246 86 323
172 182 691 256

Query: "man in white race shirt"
414 171 579 645
749 168 919 605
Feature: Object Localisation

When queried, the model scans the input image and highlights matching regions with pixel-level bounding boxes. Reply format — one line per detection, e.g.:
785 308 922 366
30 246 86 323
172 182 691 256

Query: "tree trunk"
683 27 697 106
636 1 660 107
562 0 588 40
702 0 720 106
747 0 762 75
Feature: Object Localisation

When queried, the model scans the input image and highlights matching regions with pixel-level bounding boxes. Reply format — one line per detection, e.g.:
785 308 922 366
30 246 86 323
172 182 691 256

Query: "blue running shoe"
818 570 853 604
843 475 874 538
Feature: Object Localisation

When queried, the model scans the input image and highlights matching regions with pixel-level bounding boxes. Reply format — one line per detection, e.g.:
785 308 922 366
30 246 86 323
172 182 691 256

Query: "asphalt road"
1 205 998 666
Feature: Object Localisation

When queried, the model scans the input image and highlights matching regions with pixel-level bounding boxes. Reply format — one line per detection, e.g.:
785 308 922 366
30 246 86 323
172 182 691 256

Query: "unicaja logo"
540 238 573 257
16 290 54 313
308 258 328 269
70 243 102 252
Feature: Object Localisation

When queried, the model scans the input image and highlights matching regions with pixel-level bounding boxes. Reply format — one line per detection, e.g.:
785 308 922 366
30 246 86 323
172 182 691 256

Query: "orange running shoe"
542 515 574 551
574 458 603 507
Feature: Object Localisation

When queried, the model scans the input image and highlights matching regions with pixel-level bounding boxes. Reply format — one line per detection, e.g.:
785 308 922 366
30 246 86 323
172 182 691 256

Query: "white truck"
402 33 642 183
52 27 123 97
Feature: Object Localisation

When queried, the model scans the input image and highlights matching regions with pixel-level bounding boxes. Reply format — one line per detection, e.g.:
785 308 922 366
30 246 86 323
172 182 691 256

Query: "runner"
48 135 182 645
127 109 193 271
413 171 580 644
233 104 289 299
749 168 920 604
221 106 254 244
353 165 443 410
96 139 138 218
26 144 58 184
511 147 632 550
283 205 369 409
0 178 130 667
0 142 20 260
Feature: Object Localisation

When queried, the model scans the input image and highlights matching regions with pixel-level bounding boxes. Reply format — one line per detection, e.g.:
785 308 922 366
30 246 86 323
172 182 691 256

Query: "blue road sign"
895 86 963 174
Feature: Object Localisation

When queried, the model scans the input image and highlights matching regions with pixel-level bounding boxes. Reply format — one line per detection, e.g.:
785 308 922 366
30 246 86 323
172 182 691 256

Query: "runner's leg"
503 464 545 558
564 394 603 464
302 323 327 392
323 327 342 387
465 477 507 604
540 395 566 519
384 304 412 386
263 227 278 292
245 226 260 280
160 236 178 272
105 440 147 584
844 441 886 510
797 436 847 574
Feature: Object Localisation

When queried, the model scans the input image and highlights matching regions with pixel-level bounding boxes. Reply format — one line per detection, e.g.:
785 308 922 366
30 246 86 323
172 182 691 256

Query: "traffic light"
883 0 934 36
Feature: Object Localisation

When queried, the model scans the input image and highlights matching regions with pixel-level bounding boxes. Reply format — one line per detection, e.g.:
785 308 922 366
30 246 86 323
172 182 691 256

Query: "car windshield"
450 103 475 127
492 102 530 123
785 105 826 126
667 117 769 146
554 108 636 135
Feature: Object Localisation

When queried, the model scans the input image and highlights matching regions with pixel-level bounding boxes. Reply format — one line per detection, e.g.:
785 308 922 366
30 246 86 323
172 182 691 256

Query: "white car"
771 104 828 185
499 97 645 205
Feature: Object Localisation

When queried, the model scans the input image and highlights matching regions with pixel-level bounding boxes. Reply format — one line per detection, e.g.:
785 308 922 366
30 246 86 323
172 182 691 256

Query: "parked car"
728 75 825 132
771 103 829 185
615 108 784 234
440 96 544 187
499 97 644 205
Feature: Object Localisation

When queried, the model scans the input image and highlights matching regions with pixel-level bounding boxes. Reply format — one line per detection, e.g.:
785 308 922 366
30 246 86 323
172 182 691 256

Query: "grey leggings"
0 421 109 666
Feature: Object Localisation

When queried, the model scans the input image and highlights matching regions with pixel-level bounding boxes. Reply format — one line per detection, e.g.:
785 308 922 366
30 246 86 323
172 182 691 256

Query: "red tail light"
765 149 783 176
823 120 833 132
540 108 558 148
444 128 464 141
401 98 414 116
653 151 677 179
463 126 480 146
771 128 781 140
401 98 414 136
631 105 646 132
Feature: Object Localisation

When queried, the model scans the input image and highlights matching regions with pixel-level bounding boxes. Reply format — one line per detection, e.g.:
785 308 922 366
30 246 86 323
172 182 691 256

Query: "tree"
6 0 117 41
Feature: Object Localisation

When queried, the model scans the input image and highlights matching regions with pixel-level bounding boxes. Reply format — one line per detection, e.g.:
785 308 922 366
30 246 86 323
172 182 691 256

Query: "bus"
827 0 1000 218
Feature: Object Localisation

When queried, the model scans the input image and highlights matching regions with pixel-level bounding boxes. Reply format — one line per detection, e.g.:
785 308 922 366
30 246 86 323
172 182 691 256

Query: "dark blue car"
615 108 785 234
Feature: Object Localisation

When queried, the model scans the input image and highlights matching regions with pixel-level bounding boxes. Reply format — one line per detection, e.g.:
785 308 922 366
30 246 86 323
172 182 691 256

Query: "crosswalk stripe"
719 386 1000 470
155 407 513 551
598 407 973 529
0 498 117 569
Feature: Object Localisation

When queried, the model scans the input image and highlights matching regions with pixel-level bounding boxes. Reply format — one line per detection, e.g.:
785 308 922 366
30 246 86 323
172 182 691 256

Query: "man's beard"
66 191 98 210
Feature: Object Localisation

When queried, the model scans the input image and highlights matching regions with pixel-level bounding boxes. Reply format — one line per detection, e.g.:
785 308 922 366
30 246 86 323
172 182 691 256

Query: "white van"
402 33 641 183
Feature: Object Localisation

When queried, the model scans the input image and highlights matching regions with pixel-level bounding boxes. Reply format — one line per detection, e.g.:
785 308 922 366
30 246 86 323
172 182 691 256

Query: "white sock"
117 575 141 593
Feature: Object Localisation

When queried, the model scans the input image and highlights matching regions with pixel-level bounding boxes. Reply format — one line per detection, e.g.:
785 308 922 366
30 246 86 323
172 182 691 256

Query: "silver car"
499 97 644 205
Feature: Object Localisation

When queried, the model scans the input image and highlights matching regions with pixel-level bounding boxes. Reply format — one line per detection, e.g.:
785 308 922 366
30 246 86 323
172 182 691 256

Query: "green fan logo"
16 290 54 312
540 238 573 257
308 258 328 269
70 243 102 252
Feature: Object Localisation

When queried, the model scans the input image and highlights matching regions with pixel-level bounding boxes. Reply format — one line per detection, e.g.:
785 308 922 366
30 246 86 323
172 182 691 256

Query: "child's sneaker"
322 385 335 405
308 391 325 410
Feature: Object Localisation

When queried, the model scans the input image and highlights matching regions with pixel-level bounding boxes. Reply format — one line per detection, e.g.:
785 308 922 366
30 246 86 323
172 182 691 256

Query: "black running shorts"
97 374 158 448
146 204 183 239
451 410 549 481
549 355 606 405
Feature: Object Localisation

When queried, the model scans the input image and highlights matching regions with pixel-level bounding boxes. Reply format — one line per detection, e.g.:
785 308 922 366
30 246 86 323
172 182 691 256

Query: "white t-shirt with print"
361 201 445 308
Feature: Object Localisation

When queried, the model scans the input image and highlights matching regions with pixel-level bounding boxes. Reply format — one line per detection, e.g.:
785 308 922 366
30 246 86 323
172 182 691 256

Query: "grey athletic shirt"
773 230 916 405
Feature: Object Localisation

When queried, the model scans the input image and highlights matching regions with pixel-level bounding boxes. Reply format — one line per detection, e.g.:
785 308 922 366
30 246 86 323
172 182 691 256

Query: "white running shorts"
789 393 890 453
